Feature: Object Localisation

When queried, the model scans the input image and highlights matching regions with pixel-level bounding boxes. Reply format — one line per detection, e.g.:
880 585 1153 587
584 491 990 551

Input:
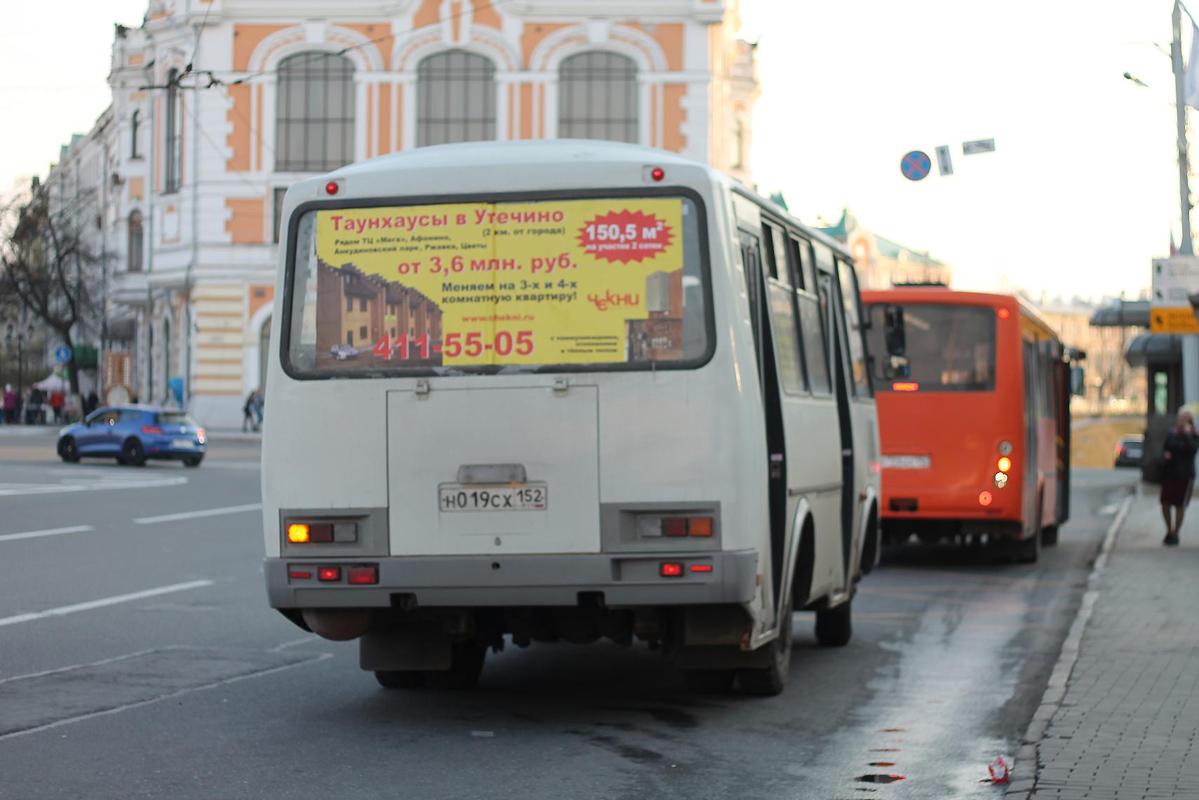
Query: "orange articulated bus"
860 288 1082 563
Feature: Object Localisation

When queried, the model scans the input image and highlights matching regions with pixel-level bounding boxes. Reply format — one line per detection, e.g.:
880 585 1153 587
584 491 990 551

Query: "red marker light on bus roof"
325 181 340 195
892 382 919 392
997 307 1011 320
651 167 665 182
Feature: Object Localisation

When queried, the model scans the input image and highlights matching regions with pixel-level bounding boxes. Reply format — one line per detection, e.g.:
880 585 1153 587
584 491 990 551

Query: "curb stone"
1006 490 1135 799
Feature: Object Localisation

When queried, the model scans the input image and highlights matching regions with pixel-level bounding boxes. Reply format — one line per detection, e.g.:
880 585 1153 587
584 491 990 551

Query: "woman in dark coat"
1161 407 1199 546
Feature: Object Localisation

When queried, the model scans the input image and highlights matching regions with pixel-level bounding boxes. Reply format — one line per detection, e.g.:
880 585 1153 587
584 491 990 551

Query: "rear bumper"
265 550 759 609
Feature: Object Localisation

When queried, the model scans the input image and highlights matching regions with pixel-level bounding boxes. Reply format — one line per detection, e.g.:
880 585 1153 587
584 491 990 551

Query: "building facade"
60 0 758 427
817 208 953 289
1036 297 1147 416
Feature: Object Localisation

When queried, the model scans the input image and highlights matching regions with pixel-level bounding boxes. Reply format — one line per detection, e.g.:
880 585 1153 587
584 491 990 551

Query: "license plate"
881 454 930 470
173 440 195 449
439 483 547 512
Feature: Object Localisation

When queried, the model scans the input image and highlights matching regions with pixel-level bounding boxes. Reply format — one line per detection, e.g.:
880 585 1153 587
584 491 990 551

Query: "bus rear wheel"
1012 532 1041 564
423 641 486 689
815 599 853 647
738 616 793 696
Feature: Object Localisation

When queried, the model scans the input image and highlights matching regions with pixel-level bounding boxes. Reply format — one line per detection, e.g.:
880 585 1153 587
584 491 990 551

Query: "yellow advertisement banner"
312 198 688 368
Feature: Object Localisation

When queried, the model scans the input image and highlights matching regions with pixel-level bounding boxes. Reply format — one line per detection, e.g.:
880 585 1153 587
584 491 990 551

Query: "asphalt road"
0 435 1136 800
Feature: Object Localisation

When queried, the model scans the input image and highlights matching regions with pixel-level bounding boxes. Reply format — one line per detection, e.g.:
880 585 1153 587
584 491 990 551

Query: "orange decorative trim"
414 0 440 29
378 84 392 155
227 85 252 172
225 197 266 245
521 23 569 68
663 84 688 154
340 23 393 70
233 25 288 72
249 285 275 321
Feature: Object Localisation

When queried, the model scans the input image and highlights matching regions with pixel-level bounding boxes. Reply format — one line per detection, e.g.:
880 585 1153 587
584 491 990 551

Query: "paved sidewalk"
1028 485 1199 799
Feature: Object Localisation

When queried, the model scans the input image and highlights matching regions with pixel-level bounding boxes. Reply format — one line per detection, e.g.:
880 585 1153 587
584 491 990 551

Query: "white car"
330 344 360 361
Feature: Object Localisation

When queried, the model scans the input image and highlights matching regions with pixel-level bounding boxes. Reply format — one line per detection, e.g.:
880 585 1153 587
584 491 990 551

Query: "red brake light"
690 564 713 573
317 567 341 582
347 566 378 585
289 571 312 580
141 426 163 435
325 181 339 195
660 562 683 577
978 491 993 506
662 518 688 537
892 382 919 392
997 307 1011 320
651 167 665 182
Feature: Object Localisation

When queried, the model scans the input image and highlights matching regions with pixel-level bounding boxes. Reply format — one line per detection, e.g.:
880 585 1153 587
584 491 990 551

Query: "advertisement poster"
310 198 689 369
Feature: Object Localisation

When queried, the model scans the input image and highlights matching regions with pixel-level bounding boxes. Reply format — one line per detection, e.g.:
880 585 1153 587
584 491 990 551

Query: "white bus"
263 140 880 695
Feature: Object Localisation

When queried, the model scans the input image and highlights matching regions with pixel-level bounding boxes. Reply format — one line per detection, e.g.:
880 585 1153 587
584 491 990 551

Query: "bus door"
1021 338 1040 536
817 264 856 584
739 230 787 619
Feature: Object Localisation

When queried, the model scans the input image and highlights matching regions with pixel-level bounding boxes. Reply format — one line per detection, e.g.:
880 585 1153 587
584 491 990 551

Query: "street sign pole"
1171 1 1199 406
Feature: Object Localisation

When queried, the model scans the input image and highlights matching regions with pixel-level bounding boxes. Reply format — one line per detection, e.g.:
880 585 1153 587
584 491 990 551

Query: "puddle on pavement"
789 577 1030 797
856 774 906 784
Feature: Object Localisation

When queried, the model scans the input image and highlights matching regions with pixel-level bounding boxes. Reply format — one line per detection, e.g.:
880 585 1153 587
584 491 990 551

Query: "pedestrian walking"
2 385 15 424
251 389 264 431
242 391 256 432
84 390 99 417
49 390 64 424
1161 406 1199 546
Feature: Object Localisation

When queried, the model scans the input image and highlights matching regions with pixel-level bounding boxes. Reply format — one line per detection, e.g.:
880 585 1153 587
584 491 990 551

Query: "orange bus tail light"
892 382 919 392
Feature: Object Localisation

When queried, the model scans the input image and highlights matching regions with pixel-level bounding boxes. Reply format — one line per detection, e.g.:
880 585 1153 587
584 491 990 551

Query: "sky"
0 0 1187 301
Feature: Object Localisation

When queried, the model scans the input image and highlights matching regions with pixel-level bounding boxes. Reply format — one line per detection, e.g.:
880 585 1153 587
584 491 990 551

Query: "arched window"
164 69 182 192
417 51 496 147
558 52 639 143
128 211 143 273
276 52 356 172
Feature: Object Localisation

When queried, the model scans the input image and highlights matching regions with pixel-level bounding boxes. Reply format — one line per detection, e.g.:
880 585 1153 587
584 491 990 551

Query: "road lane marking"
0 476 188 496
0 580 215 629
0 525 93 543
133 503 262 525
0 648 330 742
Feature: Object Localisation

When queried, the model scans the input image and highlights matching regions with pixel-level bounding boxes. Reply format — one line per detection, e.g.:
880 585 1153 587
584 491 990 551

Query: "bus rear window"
283 195 710 377
866 303 996 391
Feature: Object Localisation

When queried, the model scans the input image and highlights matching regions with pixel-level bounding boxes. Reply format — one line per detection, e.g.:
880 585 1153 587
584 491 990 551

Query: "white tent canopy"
32 373 69 392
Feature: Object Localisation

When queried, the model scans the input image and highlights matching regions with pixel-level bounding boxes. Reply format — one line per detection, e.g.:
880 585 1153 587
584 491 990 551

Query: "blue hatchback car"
57 406 207 467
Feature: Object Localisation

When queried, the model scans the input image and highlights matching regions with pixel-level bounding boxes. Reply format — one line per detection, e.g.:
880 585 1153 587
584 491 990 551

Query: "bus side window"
790 236 831 395
739 232 766 379
762 222 805 394
836 259 873 398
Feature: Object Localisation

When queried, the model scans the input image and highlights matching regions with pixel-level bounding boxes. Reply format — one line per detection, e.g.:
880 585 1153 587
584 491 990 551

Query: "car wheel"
57 436 80 463
122 438 146 467
183 457 203 468
815 600 853 647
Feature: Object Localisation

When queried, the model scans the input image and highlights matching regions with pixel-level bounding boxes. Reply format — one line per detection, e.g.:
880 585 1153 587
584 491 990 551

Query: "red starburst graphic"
577 210 674 264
